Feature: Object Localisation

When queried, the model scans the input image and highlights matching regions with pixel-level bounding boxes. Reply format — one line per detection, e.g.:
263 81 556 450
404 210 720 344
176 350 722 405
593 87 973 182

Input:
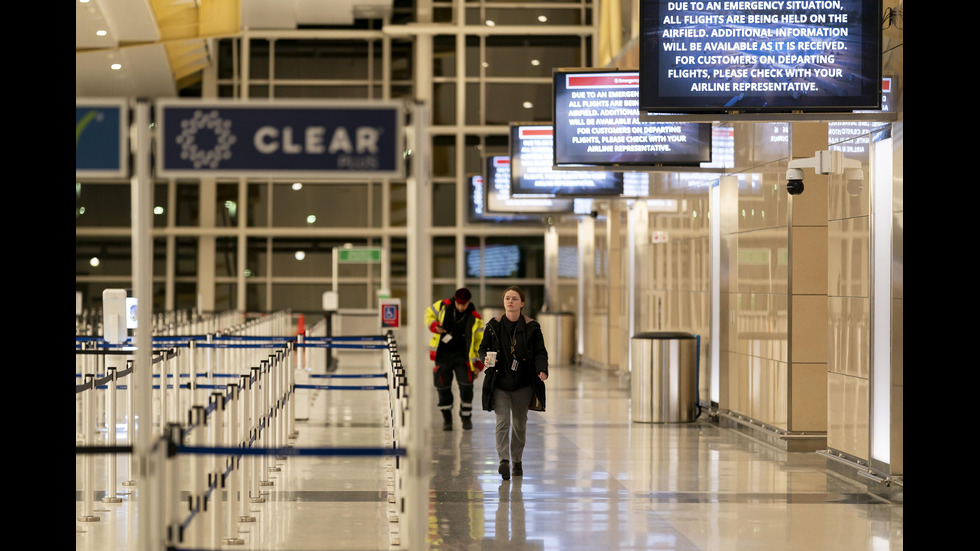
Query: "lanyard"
507 320 518 355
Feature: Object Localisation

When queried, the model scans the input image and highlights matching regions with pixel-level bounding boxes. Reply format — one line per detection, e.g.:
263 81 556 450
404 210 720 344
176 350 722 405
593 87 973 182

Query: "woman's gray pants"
493 386 533 463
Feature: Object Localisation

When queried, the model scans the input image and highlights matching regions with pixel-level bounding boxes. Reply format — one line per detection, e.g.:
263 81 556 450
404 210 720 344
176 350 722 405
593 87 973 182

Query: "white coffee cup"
485 351 497 367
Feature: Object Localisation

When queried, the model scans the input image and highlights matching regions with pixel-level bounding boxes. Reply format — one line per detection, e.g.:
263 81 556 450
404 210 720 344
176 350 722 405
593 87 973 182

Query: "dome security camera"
785 150 862 196
786 167 804 195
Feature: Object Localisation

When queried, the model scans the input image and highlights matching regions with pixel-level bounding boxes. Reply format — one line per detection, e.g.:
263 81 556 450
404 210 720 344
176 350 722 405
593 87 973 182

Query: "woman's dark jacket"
479 314 548 411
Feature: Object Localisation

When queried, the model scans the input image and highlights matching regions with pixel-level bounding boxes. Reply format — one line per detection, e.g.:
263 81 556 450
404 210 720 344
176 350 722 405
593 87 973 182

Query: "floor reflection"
422 365 902 551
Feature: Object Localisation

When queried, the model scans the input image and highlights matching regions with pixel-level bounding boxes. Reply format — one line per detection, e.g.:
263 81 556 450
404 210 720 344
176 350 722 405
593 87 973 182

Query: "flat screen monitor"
466 245 522 277
509 124 624 196
468 175 544 223
553 68 712 167
638 0 882 113
483 155 574 214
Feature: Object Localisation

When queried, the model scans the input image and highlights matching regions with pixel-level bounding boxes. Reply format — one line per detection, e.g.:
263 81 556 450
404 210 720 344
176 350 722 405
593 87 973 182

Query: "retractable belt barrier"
75 310 412 549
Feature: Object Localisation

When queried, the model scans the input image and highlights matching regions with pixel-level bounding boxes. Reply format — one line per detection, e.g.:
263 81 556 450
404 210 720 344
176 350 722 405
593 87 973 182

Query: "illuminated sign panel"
638 0 882 113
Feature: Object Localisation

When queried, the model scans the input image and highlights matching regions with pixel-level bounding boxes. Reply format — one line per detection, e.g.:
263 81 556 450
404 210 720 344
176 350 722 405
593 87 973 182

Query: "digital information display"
469 175 543 222
639 0 882 113
553 69 711 167
510 124 624 196
484 156 574 214
466 245 522 277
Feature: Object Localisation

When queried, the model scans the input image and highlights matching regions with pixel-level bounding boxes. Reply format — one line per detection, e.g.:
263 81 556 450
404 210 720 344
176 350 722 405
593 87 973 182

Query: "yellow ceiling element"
149 0 241 91
198 0 241 37
149 0 240 40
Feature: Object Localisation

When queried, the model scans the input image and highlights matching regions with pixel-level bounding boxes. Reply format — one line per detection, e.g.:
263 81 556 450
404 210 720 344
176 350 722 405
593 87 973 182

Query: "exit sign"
338 248 382 263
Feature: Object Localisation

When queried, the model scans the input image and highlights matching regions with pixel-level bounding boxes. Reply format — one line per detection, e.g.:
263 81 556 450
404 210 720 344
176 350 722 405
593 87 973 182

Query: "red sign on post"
380 299 401 329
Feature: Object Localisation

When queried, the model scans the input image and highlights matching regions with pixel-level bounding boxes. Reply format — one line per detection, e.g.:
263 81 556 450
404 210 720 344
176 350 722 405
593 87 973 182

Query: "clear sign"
156 99 405 179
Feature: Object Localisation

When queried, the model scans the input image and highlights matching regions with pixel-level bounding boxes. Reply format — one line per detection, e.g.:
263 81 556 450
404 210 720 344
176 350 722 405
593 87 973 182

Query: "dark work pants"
433 353 475 418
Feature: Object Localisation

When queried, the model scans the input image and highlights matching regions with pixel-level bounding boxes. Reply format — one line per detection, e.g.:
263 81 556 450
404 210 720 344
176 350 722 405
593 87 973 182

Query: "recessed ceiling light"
110 63 122 70
485 20 495 27
523 101 534 109
538 15 548 23
531 59 540 66
96 30 107 37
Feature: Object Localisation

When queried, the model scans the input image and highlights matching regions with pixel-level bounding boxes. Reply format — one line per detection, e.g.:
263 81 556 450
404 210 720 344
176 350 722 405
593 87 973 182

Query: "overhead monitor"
466 245 523 277
553 68 712 167
483 155 574 214
638 0 882 113
468 174 545 223
509 123 624 196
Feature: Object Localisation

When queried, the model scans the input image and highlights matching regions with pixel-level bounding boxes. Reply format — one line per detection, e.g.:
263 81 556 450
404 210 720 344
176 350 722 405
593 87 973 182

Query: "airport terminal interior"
77 1 904 549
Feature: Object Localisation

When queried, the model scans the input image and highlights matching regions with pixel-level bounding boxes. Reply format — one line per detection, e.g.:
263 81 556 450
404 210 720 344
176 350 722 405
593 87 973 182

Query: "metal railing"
76 310 413 550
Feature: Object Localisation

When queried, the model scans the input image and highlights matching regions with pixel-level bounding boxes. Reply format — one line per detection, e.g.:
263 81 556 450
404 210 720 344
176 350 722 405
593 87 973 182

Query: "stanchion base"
77 516 100 523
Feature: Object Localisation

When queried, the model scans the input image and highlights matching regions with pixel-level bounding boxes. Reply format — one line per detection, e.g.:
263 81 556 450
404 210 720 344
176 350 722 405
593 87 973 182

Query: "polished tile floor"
77 357 903 551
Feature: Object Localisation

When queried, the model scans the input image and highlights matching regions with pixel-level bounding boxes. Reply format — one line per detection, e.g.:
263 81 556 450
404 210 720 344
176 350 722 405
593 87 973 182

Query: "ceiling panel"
77 0 395 99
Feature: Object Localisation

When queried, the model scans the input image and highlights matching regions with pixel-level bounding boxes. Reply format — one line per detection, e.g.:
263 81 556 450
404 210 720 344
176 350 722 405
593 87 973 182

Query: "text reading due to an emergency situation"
660 0 857 95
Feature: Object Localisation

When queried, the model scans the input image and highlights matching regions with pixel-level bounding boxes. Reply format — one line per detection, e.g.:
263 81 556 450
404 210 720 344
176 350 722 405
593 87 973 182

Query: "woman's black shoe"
498 460 510 480
512 462 523 477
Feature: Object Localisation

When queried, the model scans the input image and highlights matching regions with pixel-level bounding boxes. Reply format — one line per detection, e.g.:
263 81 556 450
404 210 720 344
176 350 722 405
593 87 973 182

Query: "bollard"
209 392 224 547
123 359 137 489
250 366 270 496
190 405 207 548
78 374 100 523
222 384 245 545
165 424 183 549
102 366 122 504
237 375 257 522
257 361 274 487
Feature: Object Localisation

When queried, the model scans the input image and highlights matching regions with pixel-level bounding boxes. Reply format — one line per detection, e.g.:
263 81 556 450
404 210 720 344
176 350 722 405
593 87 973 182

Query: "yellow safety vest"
424 298 485 371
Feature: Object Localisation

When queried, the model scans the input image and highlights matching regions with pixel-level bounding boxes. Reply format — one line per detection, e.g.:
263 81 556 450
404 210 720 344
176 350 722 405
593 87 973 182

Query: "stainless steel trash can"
630 332 698 423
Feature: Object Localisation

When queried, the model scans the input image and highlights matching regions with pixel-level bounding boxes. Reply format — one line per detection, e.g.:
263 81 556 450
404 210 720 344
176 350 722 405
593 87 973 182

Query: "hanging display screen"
509 124 624 196
553 69 711 167
638 0 882 113
483 155 574 213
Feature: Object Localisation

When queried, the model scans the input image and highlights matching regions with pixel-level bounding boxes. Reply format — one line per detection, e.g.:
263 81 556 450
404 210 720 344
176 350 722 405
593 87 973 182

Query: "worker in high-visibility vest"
425 287 485 430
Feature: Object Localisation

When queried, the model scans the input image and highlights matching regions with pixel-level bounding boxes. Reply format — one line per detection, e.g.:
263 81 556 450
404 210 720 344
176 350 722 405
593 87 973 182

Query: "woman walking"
479 286 548 480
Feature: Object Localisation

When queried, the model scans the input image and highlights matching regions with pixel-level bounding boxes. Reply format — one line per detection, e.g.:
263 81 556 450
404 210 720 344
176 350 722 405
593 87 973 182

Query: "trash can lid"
632 331 696 339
